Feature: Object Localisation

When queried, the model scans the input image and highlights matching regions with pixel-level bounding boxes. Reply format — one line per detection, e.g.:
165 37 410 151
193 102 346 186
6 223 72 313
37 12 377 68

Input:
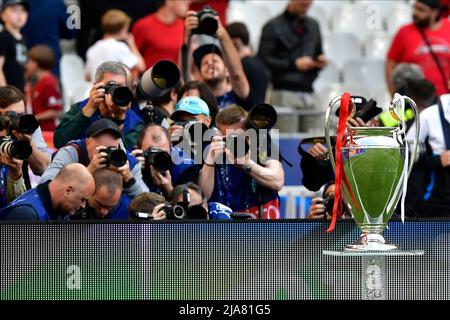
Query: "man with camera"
54 61 145 150
198 105 284 219
0 163 95 221
307 181 351 220
0 85 51 192
184 7 253 110
133 123 199 196
41 119 148 197
71 168 132 220
0 116 26 206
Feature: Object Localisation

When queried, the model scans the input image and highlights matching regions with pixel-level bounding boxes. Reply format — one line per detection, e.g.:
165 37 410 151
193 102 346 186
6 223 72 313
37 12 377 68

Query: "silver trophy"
325 93 420 251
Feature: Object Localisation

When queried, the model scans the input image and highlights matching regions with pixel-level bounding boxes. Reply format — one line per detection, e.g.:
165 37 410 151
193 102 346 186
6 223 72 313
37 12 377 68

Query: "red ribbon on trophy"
327 93 359 233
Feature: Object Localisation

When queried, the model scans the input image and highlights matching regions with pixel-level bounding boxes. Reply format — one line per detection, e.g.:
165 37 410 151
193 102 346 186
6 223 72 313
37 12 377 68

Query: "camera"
0 137 32 160
99 146 127 167
224 133 249 158
172 120 208 148
143 147 172 173
71 206 96 220
136 60 180 101
158 203 188 220
353 99 383 123
5 112 39 135
193 6 219 36
247 103 277 130
322 196 335 218
101 81 133 107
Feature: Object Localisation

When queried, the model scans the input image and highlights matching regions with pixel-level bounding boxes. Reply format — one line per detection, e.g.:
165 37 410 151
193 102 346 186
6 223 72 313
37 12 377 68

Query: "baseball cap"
193 43 223 68
417 0 441 9
86 119 121 139
171 96 210 121
1 0 29 12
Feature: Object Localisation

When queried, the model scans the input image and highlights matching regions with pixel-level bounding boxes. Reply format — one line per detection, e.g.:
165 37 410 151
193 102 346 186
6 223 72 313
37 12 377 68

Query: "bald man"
0 163 95 221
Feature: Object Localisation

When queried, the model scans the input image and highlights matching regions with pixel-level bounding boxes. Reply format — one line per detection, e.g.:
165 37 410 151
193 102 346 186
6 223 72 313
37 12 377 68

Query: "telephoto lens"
0 137 32 160
100 146 127 167
143 148 172 173
247 103 277 130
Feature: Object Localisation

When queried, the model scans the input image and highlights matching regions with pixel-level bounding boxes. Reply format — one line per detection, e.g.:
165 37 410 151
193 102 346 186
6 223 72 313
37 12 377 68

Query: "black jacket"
258 10 323 93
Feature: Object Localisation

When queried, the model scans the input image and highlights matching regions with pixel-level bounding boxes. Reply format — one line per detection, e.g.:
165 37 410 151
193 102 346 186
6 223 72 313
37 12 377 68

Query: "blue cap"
171 96 210 121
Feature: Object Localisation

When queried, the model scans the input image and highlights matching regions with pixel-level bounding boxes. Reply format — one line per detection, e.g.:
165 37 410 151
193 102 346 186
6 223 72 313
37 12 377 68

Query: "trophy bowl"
325 93 420 251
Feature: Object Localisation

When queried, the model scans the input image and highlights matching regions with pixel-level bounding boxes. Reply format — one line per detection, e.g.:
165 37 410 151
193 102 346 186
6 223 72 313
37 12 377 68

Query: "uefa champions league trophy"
324 93 420 251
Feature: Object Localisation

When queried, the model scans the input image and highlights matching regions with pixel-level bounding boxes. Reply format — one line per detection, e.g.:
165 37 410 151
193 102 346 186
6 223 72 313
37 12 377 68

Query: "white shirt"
407 94 450 155
85 38 138 81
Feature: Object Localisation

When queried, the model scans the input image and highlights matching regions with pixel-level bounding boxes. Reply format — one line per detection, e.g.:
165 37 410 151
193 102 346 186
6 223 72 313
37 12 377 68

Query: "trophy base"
344 233 399 251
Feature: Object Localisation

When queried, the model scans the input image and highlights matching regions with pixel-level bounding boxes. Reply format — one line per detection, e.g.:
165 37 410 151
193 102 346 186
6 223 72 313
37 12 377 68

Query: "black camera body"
5 112 39 135
158 203 188 220
193 6 219 36
143 147 172 173
323 196 335 218
101 81 133 107
224 133 249 158
71 206 97 220
0 136 32 160
354 99 383 123
100 146 127 167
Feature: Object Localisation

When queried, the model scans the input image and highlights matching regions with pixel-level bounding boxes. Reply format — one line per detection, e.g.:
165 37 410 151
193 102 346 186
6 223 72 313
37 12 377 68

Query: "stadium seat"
342 58 385 89
372 86 393 111
323 33 362 69
247 0 289 17
312 61 341 92
363 32 392 59
308 4 329 35
386 4 413 35
60 53 85 109
227 2 272 50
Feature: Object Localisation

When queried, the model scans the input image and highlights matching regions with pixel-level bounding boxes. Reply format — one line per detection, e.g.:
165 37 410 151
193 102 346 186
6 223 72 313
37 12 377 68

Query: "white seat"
363 32 392 59
60 53 85 108
247 0 289 17
323 33 362 69
342 58 386 89
331 5 383 42
315 84 345 112
228 2 272 50
386 4 413 35
308 5 329 35
313 61 341 92
313 0 352 22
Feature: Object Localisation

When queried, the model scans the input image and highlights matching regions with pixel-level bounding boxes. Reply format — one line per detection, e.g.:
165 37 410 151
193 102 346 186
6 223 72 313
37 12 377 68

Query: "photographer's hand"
83 83 106 118
184 10 199 43
115 160 134 184
0 153 23 180
87 146 108 174
307 197 326 219
168 124 184 145
205 136 226 165
11 130 50 175
307 143 328 160
440 150 450 168
347 117 366 128
131 149 145 169
150 166 173 194
152 203 167 220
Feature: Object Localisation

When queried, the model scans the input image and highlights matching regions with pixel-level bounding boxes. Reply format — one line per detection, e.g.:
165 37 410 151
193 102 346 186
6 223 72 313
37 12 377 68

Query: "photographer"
307 181 351 220
168 182 232 220
0 163 95 221
128 192 166 220
0 85 51 185
184 8 253 110
198 105 284 219
0 116 26 206
132 124 198 195
41 119 148 197
54 61 145 150
72 168 132 220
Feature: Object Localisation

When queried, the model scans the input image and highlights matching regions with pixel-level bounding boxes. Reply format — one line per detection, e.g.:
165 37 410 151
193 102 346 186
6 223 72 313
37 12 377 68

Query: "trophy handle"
403 95 420 176
324 96 342 173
